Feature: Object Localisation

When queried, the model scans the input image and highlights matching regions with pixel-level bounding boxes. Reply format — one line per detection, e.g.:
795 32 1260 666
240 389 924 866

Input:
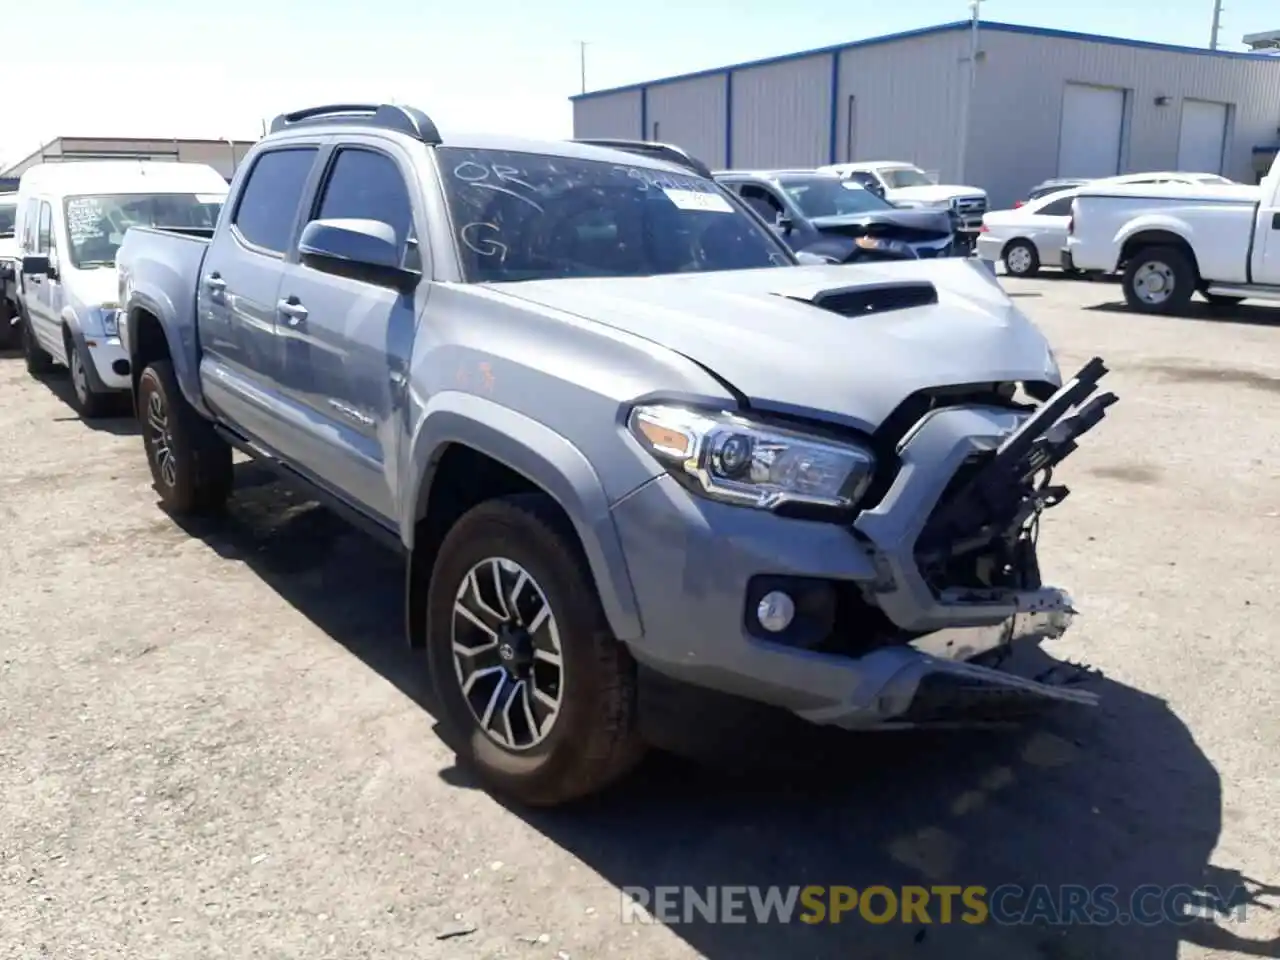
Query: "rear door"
272 139 424 523
198 144 322 450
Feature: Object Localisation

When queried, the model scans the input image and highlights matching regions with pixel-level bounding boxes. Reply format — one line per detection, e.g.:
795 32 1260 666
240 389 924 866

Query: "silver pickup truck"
114 102 1116 807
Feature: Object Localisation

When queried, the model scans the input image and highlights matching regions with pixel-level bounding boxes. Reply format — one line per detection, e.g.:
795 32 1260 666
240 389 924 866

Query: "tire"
21 312 56 375
1002 239 1040 278
137 359 233 515
66 336 116 420
1202 292 1245 308
1122 245 1196 315
424 493 645 806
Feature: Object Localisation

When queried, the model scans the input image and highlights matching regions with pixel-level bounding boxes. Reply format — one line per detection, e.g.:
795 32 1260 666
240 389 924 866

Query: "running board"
1206 283 1280 301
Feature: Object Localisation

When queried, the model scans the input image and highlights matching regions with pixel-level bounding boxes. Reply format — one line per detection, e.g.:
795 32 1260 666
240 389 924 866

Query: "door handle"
1271 212 1280 230
277 298 308 326
204 274 227 292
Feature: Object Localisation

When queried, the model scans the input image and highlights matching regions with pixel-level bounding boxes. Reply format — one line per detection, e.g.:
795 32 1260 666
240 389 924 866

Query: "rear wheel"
1122 246 1196 315
137 359 233 515
424 494 645 806
1003 239 1040 278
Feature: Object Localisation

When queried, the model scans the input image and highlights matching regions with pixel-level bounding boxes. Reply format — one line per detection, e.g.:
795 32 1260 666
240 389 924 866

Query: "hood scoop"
781 280 939 318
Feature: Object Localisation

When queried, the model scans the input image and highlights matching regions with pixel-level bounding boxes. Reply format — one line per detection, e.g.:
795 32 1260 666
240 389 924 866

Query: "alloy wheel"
451 557 564 751
145 389 178 488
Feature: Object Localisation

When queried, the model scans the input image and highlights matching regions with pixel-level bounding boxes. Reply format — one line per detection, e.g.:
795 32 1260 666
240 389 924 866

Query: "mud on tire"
424 493 645 806
138 359 233 515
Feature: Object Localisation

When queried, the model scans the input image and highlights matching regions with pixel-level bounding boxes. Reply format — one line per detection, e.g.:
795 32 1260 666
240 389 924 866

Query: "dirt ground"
1 274 1277 960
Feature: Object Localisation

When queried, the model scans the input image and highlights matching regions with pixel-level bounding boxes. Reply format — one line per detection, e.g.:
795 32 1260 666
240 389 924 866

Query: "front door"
273 142 423 523
25 200 65 358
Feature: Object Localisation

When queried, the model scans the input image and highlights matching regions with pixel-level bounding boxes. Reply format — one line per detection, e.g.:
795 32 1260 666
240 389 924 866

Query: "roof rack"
570 138 713 178
268 103 442 144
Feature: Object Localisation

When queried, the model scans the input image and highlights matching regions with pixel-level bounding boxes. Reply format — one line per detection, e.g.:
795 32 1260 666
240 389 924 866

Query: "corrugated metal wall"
647 76 729 169
729 56 830 168
969 31 1280 205
836 31 967 179
573 91 643 141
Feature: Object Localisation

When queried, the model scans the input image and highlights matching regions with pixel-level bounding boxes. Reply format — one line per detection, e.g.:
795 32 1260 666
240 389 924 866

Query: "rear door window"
232 147 318 254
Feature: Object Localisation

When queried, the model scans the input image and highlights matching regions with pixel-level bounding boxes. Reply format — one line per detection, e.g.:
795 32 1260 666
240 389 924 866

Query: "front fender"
401 391 643 641
125 285 208 416
60 307 110 394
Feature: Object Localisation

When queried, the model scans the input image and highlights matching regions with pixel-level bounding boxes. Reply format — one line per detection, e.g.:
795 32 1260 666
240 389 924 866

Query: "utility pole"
1209 0 1224 49
578 41 588 95
954 0 983 184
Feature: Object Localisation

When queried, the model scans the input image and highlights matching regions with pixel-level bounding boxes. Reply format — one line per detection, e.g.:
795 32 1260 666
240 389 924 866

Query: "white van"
14 161 228 416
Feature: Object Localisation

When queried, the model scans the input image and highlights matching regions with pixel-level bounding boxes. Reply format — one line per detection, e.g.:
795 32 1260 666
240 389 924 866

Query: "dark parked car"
1018 178 1090 207
715 169 959 262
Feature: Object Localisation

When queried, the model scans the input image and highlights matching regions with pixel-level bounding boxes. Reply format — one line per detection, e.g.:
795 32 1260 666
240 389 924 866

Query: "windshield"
0 202 15 239
436 147 794 282
880 167 935 188
779 177 891 217
62 193 224 269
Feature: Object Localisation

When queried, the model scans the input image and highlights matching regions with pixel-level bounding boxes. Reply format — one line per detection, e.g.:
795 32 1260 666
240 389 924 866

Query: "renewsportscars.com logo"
620 884 1252 926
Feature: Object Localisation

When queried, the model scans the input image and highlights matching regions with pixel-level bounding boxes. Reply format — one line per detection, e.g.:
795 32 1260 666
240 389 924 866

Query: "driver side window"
739 184 785 222
37 202 52 255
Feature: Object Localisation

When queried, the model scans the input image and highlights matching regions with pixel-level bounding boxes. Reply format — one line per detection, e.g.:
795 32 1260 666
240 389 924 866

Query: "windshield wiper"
77 260 115 268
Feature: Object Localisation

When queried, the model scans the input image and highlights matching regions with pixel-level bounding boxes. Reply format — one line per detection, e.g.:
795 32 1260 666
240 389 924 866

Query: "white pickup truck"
1064 153 1280 314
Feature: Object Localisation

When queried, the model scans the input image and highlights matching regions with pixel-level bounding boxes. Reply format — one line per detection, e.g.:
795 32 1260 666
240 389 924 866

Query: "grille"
952 196 987 219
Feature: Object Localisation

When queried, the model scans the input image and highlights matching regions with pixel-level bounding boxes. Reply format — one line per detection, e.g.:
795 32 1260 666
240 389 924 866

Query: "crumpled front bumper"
794 588 1096 730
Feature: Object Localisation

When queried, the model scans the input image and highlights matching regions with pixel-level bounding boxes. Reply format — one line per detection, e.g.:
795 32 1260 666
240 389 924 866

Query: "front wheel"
0 299 18 350
1122 246 1196 315
67 340 116 419
137 359 233 515
424 494 645 806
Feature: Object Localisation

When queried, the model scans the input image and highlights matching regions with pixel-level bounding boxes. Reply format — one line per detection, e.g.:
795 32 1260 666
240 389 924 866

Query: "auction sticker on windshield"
663 188 734 213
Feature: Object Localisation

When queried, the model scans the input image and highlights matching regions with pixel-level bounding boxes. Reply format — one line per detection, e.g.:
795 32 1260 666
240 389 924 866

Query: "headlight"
100 308 120 337
628 404 875 511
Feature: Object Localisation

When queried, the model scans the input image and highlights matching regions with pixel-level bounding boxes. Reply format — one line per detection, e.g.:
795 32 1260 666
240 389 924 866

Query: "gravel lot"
2 274 1277 960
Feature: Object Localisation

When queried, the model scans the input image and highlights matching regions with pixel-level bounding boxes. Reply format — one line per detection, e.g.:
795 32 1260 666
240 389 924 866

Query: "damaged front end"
841 357 1118 726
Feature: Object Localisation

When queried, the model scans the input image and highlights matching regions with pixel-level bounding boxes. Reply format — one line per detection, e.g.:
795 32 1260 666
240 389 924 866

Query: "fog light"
756 591 796 633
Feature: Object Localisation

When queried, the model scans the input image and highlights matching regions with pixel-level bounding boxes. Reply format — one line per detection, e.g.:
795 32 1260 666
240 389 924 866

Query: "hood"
809 210 953 239
890 184 986 203
64 265 120 308
487 260 1059 432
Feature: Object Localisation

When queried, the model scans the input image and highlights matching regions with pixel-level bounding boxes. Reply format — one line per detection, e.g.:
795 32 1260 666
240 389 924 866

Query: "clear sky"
2 0 1275 168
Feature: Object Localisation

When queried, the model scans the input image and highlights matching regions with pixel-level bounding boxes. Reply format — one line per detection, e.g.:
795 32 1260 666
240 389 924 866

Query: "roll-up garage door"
1057 83 1126 178
1176 100 1229 174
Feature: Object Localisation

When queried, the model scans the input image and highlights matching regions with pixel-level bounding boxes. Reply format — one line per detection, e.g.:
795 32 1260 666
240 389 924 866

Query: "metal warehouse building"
1 137 258 182
572 20 1280 207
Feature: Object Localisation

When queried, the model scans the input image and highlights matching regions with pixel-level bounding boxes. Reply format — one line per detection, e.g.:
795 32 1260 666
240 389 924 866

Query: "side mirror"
297 218 419 291
23 254 50 276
